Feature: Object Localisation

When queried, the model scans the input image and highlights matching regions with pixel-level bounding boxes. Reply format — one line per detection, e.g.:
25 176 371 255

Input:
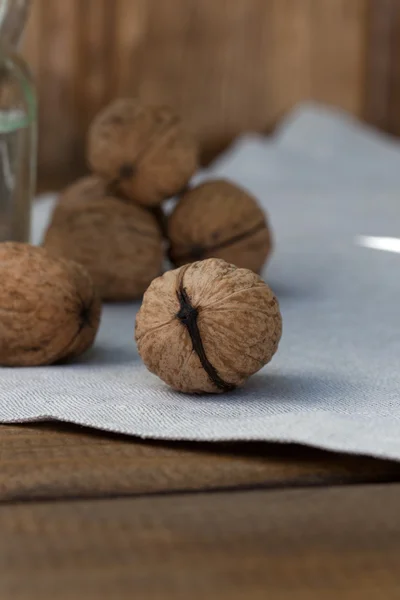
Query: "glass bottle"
0 0 36 242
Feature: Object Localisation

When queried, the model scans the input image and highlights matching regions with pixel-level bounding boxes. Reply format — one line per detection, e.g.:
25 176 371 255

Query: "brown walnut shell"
135 258 282 394
168 179 273 273
43 177 163 302
53 175 108 212
0 242 101 367
87 98 199 207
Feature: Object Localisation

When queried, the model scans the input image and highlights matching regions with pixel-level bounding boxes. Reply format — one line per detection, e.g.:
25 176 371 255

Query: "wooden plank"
309 0 368 114
364 0 396 129
74 0 117 167
2 483 400 598
1 423 400 502
266 0 312 124
34 0 81 182
113 0 147 97
386 1 400 135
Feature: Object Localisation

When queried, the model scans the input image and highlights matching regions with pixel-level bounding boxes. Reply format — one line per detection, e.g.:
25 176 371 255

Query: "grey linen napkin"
1 103 400 461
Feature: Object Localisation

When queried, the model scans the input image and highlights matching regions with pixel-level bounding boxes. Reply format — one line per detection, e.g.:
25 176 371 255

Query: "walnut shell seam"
169 219 268 264
176 267 235 392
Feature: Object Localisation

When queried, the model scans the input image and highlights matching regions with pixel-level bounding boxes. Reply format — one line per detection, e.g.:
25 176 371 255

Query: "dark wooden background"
21 0 400 188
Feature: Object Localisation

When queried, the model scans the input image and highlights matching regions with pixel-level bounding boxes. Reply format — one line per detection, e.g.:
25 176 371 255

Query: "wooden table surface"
1 422 400 599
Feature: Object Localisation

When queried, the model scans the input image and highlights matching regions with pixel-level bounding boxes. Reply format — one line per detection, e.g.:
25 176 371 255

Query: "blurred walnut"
52 175 108 212
87 98 198 207
43 177 163 301
168 180 272 273
135 258 282 394
0 243 101 366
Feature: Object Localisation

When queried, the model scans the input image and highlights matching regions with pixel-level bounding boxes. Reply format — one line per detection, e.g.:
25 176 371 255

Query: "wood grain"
364 0 396 129
309 0 367 114
21 0 377 189
2 483 400 599
385 1 400 135
1 423 400 503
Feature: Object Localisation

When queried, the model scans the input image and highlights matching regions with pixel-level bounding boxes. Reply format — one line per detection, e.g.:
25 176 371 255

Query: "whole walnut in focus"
0 243 101 367
168 180 272 273
43 177 163 301
87 98 198 207
136 258 282 394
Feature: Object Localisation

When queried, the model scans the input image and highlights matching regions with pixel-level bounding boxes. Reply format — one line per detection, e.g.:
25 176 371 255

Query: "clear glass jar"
0 0 36 242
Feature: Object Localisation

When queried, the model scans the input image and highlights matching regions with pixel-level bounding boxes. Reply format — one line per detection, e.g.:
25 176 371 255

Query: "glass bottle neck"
0 0 30 49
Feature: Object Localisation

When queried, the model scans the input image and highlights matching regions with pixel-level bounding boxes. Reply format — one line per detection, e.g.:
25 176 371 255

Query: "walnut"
53 174 108 212
168 179 273 273
0 242 101 367
135 258 282 394
43 177 163 301
87 98 198 207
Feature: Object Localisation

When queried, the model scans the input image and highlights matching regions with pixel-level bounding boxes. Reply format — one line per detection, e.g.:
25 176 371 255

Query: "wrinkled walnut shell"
168 179 272 273
135 258 282 394
43 176 163 302
87 98 198 207
0 243 101 367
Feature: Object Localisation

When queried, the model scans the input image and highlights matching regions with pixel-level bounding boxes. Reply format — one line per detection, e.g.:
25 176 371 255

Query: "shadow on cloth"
64 344 138 367
195 370 350 409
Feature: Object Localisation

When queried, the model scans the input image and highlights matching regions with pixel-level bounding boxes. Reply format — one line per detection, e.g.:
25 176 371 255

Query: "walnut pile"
0 243 101 367
87 98 198 207
168 180 272 273
43 176 163 302
135 258 282 394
